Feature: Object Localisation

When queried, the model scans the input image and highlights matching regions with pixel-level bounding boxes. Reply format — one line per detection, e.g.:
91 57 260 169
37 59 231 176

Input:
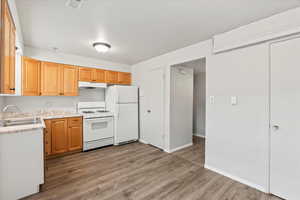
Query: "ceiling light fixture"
93 42 111 53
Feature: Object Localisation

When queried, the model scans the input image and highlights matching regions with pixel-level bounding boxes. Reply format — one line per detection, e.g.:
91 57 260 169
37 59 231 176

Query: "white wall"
132 39 212 152
24 46 131 72
4 88 105 113
170 66 194 150
193 72 206 137
205 43 269 192
213 7 300 53
132 8 300 194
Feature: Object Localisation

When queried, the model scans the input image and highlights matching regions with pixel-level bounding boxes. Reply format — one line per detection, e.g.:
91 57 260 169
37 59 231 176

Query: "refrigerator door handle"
116 89 120 104
115 104 120 119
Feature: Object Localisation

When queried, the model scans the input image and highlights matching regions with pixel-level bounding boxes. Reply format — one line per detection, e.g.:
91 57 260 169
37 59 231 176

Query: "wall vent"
66 0 86 9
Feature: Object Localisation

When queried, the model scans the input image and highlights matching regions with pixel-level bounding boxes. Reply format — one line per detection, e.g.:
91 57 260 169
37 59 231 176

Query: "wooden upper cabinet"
118 72 131 85
79 67 93 82
1 0 16 94
93 69 106 83
67 117 83 152
8 16 15 93
22 57 41 96
105 70 118 84
61 65 78 96
41 61 61 96
79 67 106 83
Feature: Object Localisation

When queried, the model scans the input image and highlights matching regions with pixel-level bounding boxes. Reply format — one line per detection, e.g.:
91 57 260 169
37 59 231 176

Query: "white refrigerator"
106 85 139 145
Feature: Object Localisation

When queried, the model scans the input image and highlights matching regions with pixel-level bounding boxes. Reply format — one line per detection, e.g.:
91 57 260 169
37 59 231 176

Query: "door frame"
166 56 207 153
267 33 300 195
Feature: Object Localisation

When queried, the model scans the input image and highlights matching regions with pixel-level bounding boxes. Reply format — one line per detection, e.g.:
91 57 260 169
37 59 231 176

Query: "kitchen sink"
0 118 42 127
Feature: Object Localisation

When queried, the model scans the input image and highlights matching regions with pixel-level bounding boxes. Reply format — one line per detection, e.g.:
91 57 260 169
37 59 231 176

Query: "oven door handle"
85 117 113 123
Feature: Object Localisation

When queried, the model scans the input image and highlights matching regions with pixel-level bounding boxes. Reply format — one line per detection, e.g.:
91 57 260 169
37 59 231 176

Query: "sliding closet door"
270 37 300 200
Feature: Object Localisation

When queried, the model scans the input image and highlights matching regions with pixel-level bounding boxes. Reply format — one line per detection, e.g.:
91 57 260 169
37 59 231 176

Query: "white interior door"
144 67 165 150
270 37 300 200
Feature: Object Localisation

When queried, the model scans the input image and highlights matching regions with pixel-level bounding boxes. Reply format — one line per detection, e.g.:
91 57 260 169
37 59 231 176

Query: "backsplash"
3 88 105 113
0 97 5 110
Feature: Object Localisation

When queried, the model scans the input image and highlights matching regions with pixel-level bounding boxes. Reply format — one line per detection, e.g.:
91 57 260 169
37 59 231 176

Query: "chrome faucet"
2 105 22 113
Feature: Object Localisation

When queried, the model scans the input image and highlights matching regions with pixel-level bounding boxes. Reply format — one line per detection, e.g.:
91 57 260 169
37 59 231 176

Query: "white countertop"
0 111 83 134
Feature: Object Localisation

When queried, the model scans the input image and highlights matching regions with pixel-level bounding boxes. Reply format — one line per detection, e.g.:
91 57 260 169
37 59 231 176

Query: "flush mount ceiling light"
93 42 111 53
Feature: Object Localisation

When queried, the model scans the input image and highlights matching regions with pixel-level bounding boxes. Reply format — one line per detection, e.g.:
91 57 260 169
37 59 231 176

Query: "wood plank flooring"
23 137 281 200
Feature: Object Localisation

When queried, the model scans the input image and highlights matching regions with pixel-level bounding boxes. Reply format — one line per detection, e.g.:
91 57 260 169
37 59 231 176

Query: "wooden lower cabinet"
44 120 52 156
51 118 68 155
67 117 83 151
44 117 83 158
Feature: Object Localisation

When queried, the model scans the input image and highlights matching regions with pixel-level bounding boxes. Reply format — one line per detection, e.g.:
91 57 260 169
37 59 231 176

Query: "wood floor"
23 137 281 200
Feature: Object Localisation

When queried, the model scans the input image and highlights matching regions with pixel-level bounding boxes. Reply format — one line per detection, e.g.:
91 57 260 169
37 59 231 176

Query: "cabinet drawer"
68 117 82 127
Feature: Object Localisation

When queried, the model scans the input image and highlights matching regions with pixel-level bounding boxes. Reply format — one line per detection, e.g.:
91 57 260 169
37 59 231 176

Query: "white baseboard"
138 139 149 144
204 164 267 193
165 143 193 153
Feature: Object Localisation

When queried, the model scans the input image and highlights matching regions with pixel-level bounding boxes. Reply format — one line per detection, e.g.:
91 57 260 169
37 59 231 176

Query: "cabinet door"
79 67 93 82
67 117 83 151
105 70 118 84
118 72 131 85
61 64 78 96
41 61 61 96
51 119 68 155
93 69 106 83
22 57 41 96
9 17 15 93
44 119 52 156
1 0 15 94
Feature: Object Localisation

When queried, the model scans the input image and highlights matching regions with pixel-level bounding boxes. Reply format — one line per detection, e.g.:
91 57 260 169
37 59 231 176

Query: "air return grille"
66 0 86 9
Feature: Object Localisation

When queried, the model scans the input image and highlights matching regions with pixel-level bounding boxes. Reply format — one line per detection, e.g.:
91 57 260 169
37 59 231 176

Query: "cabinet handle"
10 88 15 90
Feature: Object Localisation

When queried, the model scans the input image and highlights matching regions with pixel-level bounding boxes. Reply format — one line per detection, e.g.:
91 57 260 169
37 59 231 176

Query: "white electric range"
77 102 114 151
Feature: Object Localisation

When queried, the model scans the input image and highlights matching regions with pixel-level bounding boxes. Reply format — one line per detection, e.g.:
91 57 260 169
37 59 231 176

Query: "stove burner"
82 111 95 114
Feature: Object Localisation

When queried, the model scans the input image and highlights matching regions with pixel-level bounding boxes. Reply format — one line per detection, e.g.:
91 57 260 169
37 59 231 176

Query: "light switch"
209 96 215 104
231 96 238 105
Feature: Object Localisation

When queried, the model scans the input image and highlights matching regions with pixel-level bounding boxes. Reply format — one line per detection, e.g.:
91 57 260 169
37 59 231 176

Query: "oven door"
83 117 114 142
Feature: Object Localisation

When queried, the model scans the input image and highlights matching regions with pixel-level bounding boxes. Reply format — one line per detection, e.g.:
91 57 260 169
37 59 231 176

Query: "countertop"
0 111 83 134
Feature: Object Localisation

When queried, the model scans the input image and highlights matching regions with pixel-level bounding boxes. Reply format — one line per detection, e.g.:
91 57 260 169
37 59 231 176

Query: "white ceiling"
16 0 300 65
